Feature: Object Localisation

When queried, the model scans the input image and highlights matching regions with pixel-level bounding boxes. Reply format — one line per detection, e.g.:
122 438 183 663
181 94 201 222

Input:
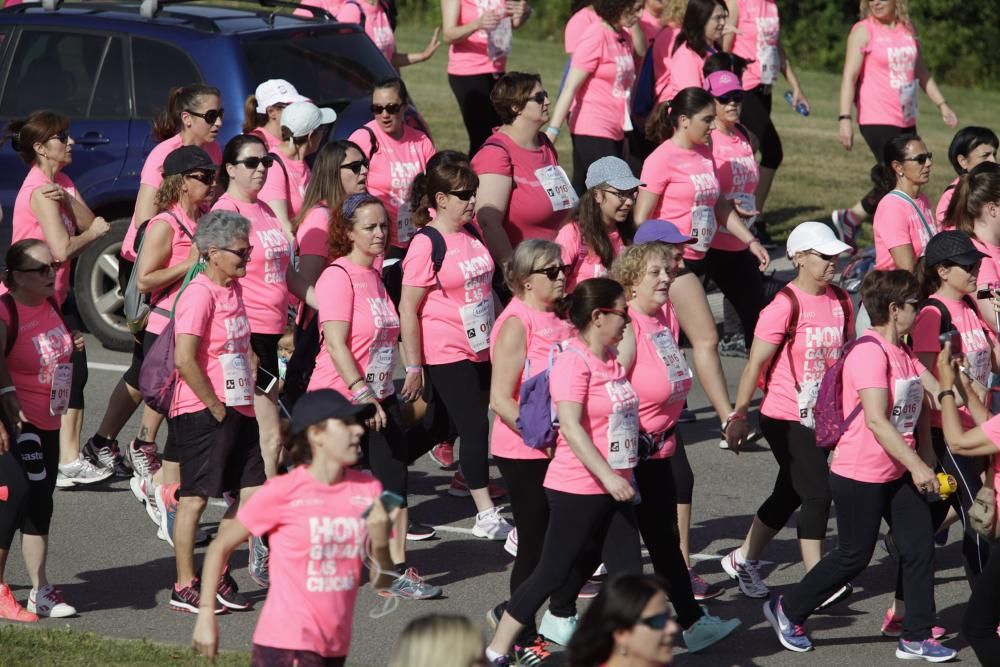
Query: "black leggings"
782 473 936 641
570 134 625 195
964 549 1000 666
740 86 783 170
363 396 409 503
0 424 59 549
506 489 641 625
635 456 703 629
448 72 503 156
858 124 917 215
671 431 693 504
700 248 766 348
424 360 491 489
756 416 832 540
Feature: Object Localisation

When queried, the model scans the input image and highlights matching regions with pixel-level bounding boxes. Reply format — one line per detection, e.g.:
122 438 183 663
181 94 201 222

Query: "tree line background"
396 0 999 88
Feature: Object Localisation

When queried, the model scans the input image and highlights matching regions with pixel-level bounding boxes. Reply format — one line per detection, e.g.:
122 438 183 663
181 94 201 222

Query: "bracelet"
353 389 375 404
546 125 560 137
347 378 365 390
351 384 373 399
937 389 956 402
837 114 851 121
0 386 14 396
404 365 422 374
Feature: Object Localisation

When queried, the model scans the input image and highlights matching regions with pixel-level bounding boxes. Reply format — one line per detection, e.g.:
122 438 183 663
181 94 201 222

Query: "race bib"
49 362 72 416
758 45 779 85
690 205 717 252
221 352 254 406
396 202 416 244
607 407 638 470
899 80 918 126
967 347 991 387
365 345 397 399
890 376 923 435
460 298 495 353
535 165 578 212
797 380 821 429
487 17 512 60
650 330 693 405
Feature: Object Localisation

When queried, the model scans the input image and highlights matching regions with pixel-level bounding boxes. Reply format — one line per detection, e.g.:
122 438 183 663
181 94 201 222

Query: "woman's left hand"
71 331 85 352
748 240 770 271
940 103 958 128
422 27 442 60
366 399 387 432
792 89 811 115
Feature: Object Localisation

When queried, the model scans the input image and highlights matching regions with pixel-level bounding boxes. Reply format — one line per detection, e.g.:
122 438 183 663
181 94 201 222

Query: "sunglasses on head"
233 155 275 170
341 159 369 174
49 130 69 144
902 152 933 165
218 246 253 261
448 189 476 201
530 264 571 281
716 92 744 105
371 102 403 115
16 260 64 274
528 90 549 105
186 108 225 125
638 612 673 630
185 171 215 186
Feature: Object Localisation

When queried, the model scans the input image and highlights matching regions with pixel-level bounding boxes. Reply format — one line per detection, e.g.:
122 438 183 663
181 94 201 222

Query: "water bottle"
784 90 809 117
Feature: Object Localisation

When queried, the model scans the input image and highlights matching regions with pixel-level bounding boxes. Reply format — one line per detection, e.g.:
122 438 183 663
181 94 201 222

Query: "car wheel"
74 217 132 352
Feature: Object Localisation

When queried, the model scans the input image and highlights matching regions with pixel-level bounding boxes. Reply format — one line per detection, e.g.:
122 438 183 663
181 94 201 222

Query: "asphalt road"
0 325 985 666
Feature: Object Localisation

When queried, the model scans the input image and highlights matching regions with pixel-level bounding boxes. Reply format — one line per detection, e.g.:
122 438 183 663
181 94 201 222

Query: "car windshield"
241 29 395 111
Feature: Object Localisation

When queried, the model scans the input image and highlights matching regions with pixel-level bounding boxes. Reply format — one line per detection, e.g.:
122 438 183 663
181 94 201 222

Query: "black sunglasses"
49 130 70 144
233 155 275 170
371 102 403 115
449 189 476 201
187 108 225 125
341 159 370 174
16 260 64 274
638 612 673 630
716 92 744 105
185 171 215 186
806 250 838 262
218 246 253 261
943 261 980 273
596 307 631 324
902 152 933 165
530 264 571 281
528 90 548 105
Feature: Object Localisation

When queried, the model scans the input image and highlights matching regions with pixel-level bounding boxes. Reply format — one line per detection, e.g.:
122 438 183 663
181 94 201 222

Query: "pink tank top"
854 17 919 128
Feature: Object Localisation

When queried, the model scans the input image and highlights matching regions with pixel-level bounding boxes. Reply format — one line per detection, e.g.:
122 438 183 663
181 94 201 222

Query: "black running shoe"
170 578 224 615
406 522 436 541
216 568 252 611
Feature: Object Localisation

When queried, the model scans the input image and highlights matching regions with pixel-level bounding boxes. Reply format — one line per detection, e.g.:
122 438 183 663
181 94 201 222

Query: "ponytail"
152 84 221 142
945 162 1000 236
869 134 922 205
554 277 624 332
409 150 476 229
243 94 265 134
915 256 941 300
644 87 715 145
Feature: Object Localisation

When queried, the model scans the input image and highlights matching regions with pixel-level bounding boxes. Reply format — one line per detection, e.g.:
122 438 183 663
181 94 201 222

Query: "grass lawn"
394 23 1000 242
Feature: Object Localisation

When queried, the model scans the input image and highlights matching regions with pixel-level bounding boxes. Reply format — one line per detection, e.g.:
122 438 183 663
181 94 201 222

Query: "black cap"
289 389 376 436
924 230 988 268
163 145 216 177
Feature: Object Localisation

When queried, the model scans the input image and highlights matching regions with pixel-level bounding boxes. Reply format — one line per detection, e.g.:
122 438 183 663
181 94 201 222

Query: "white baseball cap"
280 101 337 139
255 79 309 113
785 221 852 259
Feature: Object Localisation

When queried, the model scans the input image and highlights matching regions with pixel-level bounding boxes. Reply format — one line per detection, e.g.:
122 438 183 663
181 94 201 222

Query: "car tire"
74 217 132 352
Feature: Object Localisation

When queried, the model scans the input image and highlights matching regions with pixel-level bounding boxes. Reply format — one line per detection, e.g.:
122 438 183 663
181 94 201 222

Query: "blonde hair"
388 614 484 667
505 239 563 296
663 0 687 24
859 0 911 27
611 243 673 296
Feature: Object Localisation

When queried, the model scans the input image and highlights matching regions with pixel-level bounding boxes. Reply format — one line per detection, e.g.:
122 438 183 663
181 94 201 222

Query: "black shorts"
172 407 265 498
251 333 281 392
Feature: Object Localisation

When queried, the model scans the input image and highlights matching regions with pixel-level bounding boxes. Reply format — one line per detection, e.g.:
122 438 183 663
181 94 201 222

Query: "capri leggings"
858 124 917 215
670 431 693 504
424 360 491 489
756 416 833 540
363 396 409 504
0 423 59 549
739 86 783 170
447 72 503 156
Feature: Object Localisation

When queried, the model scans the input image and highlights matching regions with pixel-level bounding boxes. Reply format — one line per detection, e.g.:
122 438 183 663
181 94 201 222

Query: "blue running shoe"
763 596 813 652
895 638 957 662
248 535 270 587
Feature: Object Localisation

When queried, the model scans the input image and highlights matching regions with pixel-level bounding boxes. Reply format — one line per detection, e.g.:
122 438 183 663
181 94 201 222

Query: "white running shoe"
504 528 518 557
129 475 161 525
56 457 113 488
473 506 513 540
721 548 769 599
27 585 76 618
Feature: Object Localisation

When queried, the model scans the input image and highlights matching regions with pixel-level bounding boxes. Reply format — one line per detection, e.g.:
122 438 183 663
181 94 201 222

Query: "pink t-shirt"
976 414 1000 510
873 191 937 270
639 141 721 260
296 204 332 261
0 298 72 430
936 177 959 226
144 205 197 336
555 221 624 291
650 26 679 105
350 121 435 247
829 330 926 484
12 166 77 305
121 135 222 261
250 127 284 153
754 285 851 422
709 126 759 251
471 132 572 245
568 22 636 141
730 0 781 90
238 466 381 658
447 0 510 75
661 42 706 103
259 152 311 222
401 223 495 365
545 339 638 494
911 295 995 428
170 273 254 418
638 9 660 46
853 17 919 128
212 194 291 335
308 259 400 399
338 0 395 60
972 237 1000 292
564 5 599 53
490 298 574 461
627 305 691 459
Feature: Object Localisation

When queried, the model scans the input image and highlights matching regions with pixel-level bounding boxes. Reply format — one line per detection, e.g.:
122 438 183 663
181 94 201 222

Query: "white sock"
485 647 504 662
734 547 747 565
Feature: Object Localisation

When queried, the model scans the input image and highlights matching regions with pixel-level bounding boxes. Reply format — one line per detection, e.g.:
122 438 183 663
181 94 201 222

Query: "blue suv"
0 0 412 350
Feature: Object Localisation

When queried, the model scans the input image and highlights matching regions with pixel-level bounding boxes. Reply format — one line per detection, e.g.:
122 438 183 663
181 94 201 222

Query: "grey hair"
505 239 563 296
194 210 250 256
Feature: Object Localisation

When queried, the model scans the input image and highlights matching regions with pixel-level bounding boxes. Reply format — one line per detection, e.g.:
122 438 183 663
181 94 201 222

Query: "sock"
485 648 504 662
734 547 747 565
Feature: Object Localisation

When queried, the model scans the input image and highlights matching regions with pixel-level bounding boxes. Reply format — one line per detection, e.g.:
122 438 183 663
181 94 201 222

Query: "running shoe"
125 439 161 479
170 578 224 615
487 656 511 667
216 567 251 611
721 548 769 599
472 506 513 540
405 522 436 541
763 595 813 652
688 567 722 601
538 609 578 646
718 334 748 358
511 637 555 666
248 535 270 587
577 580 601 599
683 614 741 653
429 442 456 469
382 568 442 600
448 471 507 499
881 608 946 639
82 435 130 477
155 483 179 547
55 456 113 488
27 584 76 618
487 601 506 629
504 528 518 557
0 583 37 622
129 475 161 526
831 209 860 251
895 638 957 662
816 583 853 611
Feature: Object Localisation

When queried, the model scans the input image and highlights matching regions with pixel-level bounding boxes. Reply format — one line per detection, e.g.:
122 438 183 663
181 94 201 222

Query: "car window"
0 30 108 118
132 37 202 118
89 37 128 119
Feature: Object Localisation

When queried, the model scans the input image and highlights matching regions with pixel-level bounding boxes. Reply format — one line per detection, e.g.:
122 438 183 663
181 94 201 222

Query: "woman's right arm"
838 25 868 151
441 0 493 44
133 184 159 228
398 285 428 402
489 317 527 432
888 244 917 272
557 400 634 502
192 517 252 658
29 190 107 261
545 67 590 140
475 173 516 266
728 337 779 449
174 333 225 422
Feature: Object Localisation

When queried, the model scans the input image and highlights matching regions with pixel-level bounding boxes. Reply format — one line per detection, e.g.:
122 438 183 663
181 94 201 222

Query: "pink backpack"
813 335 890 449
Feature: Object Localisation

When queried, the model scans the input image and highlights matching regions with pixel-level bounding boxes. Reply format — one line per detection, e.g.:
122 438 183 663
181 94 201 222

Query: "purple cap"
705 70 742 97
634 220 695 245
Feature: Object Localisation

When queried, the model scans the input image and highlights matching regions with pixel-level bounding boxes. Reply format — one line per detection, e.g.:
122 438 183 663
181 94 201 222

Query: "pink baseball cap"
705 71 742 98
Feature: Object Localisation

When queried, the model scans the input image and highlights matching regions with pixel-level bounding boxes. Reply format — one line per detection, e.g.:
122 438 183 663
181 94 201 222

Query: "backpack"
138 262 204 415
813 335 891 449
516 344 585 449
1 293 68 355
123 210 193 336
632 38 657 117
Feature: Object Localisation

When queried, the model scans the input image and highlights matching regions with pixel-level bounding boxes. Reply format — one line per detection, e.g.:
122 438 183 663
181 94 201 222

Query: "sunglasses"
187 108 225 125
49 130 70 144
716 92 744 105
944 261 980 273
597 307 631 324
806 250 838 262
449 189 477 201
218 246 253 261
16 261 64 274
371 102 403 115
528 90 549 105
638 612 673 630
233 155 275 170
530 264 571 281
601 188 639 203
185 171 215 186
902 152 933 165
341 159 370 174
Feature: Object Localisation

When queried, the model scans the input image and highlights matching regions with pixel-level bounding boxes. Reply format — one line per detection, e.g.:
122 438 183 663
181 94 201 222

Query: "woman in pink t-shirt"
831 0 957 246
338 0 441 67
871 135 937 271
726 222 853 601
192 389 396 665
442 0 531 154
486 278 642 664
243 79 309 153
768 270 953 660
659 0 726 103
938 127 998 227
556 156 636 292
545 0 642 193
473 72 575 265
0 240 82 622
613 240 741 651
949 164 1000 330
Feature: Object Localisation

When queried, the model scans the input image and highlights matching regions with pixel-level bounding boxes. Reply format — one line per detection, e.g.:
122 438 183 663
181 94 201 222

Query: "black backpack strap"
763 286 800 392
414 225 447 275
358 125 379 160
1 293 18 356
923 297 954 336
